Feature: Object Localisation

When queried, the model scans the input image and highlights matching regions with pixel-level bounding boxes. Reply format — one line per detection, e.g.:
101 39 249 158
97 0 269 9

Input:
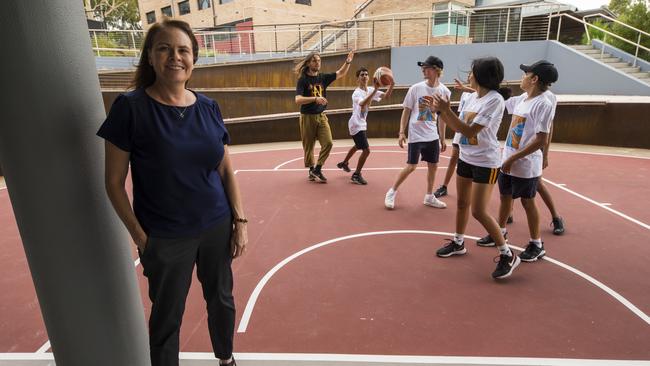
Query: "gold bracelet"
234 218 248 224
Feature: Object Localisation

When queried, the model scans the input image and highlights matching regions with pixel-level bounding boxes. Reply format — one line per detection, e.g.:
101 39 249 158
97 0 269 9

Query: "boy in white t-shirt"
497 60 558 262
384 56 450 210
336 67 393 184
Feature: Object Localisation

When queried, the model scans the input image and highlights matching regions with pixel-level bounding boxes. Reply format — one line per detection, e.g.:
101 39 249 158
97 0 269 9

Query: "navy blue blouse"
97 89 232 238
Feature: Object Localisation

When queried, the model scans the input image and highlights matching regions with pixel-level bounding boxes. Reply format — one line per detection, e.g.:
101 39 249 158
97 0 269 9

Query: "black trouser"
139 216 235 366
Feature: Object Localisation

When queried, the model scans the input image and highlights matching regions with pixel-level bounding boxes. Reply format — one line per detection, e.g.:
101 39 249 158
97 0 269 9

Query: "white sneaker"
424 194 447 208
385 189 396 209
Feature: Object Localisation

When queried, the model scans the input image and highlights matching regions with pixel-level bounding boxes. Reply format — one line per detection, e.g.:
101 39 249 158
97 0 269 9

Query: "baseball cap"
520 60 559 84
417 56 444 69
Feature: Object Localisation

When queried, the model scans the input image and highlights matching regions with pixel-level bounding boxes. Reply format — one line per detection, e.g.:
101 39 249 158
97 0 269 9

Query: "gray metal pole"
0 2 150 365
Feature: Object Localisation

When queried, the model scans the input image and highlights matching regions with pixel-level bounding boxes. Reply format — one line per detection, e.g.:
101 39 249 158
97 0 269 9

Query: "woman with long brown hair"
97 19 246 366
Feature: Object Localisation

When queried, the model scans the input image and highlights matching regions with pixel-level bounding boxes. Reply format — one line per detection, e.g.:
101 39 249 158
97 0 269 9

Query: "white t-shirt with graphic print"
348 87 385 136
457 90 505 168
502 91 554 178
402 81 451 143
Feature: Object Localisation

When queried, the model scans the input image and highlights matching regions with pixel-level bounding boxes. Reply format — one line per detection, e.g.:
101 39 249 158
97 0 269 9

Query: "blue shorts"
498 172 539 199
352 130 369 150
407 140 439 165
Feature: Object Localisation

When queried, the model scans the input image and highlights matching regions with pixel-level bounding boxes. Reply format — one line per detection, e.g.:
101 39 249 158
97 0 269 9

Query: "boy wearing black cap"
384 55 450 209
483 60 559 262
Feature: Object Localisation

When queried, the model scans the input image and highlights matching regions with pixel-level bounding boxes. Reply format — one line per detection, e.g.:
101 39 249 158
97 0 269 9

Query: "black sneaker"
311 168 327 183
507 215 514 224
492 252 521 279
433 185 447 198
436 239 467 257
351 173 367 185
336 161 351 173
308 167 316 181
519 242 546 262
551 217 565 235
476 232 506 247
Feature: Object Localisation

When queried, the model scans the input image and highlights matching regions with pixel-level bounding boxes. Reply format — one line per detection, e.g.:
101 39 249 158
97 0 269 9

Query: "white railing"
550 12 650 67
91 3 647 69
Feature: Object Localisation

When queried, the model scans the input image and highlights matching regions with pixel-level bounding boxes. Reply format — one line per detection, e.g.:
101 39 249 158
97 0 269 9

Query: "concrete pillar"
0 1 150 365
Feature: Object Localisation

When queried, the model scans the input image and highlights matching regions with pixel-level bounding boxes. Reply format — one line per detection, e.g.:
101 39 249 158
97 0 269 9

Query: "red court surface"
1 141 649 365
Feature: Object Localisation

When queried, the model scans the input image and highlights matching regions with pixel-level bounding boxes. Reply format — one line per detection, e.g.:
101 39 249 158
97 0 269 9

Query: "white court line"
272 150 449 170
240 167 446 173
34 341 50 354
543 178 650 231
229 144 650 161
236 230 650 334
35 257 144 353
552 148 650 160
2 352 649 365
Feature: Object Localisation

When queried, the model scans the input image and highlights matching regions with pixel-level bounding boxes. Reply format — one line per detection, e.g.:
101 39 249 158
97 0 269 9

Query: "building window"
295 0 311 5
146 11 156 24
178 0 191 15
219 0 234 4
198 0 211 10
432 2 468 37
161 6 172 17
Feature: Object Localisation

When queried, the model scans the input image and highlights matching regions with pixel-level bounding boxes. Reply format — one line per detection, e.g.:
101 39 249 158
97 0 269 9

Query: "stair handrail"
583 12 650 39
550 12 649 67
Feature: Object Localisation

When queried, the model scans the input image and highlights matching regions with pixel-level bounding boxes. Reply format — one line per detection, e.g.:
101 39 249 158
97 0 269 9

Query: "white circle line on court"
2 352 650 365
236 230 650 334
229 144 650 160
272 150 449 170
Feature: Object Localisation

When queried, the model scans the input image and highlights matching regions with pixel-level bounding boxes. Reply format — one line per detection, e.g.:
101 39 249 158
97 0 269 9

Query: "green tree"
85 0 141 30
608 0 650 61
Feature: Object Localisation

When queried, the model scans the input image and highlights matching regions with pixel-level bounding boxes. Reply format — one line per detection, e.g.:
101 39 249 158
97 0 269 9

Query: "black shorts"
498 172 539 199
456 159 499 184
407 140 440 164
352 130 369 150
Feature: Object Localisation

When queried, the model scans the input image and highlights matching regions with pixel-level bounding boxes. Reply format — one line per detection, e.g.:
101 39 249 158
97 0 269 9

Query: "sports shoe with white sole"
424 195 447 208
384 189 396 209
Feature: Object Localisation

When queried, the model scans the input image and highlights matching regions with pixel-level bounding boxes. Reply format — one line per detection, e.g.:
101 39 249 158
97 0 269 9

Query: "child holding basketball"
383 55 450 209
336 67 394 184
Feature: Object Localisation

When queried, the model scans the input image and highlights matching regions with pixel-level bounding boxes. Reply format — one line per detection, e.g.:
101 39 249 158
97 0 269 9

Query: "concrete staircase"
571 44 650 84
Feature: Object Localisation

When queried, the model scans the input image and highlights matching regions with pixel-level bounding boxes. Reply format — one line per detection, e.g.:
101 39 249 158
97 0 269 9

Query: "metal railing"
582 12 650 67
550 12 650 67
90 3 648 69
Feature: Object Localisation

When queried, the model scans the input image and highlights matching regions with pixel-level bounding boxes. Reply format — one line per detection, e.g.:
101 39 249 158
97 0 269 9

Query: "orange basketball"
373 66 394 87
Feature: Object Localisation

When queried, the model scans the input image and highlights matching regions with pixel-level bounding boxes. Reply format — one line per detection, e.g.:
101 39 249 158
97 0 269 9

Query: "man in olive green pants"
294 50 355 183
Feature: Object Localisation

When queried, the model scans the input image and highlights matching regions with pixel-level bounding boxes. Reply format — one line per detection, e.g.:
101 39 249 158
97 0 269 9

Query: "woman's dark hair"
471 57 511 100
294 51 320 76
131 19 199 90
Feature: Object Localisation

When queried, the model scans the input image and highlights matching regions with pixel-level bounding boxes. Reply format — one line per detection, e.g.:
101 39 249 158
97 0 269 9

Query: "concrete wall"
391 40 650 95
592 39 650 73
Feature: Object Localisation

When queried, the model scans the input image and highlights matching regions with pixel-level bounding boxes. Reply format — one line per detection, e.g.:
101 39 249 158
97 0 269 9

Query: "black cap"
520 60 559 84
417 56 444 69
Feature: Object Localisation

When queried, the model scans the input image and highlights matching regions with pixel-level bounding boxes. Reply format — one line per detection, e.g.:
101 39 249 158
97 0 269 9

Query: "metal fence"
90 3 644 68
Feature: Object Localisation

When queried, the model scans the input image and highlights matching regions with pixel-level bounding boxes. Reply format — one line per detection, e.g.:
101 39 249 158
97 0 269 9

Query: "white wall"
391 40 650 95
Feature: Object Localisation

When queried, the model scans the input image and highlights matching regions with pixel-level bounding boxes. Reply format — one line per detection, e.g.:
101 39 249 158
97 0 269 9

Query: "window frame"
178 0 191 15
146 11 156 24
198 0 211 10
161 5 172 17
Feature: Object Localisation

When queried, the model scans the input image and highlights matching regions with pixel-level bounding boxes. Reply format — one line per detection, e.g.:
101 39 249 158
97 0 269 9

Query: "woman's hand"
132 229 148 253
432 94 450 113
231 222 249 258
501 158 514 174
